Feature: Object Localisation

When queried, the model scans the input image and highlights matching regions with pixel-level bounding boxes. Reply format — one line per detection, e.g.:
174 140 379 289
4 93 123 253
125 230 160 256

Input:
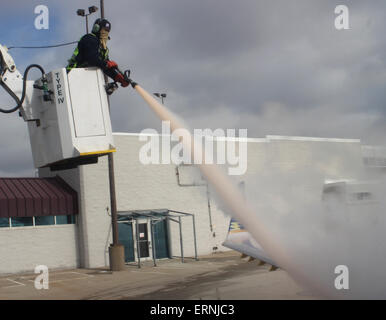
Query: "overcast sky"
1 0 385 176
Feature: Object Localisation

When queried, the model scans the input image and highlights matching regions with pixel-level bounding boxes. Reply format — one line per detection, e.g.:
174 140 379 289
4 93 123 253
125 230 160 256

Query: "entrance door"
153 220 170 259
138 223 150 258
118 222 135 262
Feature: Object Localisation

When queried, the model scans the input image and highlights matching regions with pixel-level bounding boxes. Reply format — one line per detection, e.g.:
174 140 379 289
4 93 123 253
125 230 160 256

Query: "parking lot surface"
0 251 319 300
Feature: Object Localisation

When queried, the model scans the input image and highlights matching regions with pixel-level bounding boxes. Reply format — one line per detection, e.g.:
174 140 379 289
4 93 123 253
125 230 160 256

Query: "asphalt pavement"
0 251 319 300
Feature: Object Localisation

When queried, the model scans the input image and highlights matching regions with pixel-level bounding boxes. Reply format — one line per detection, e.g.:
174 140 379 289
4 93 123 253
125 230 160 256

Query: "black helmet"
92 18 111 34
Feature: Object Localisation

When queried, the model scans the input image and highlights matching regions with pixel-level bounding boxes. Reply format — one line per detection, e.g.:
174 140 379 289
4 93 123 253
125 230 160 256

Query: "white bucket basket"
27 67 115 170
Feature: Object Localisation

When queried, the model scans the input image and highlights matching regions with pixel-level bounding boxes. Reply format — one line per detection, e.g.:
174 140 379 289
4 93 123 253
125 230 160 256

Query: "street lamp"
77 6 99 33
153 93 167 104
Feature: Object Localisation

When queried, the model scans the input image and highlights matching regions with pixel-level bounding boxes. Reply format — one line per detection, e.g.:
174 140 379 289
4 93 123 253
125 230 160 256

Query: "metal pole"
151 220 157 267
192 214 198 261
108 153 119 245
136 221 141 268
179 216 184 263
100 0 119 249
100 0 105 19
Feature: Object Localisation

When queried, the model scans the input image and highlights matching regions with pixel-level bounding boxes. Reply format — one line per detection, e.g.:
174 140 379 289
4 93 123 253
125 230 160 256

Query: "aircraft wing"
222 218 278 267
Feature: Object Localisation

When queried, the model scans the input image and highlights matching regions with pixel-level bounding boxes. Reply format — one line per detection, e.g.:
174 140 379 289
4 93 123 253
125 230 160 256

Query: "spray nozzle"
123 70 138 88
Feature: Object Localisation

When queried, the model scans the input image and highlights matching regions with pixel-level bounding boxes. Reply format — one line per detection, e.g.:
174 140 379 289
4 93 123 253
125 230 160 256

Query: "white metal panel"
67 68 106 138
72 69 115 155
27 68 115 168
52 68 77 160
28 69 65 168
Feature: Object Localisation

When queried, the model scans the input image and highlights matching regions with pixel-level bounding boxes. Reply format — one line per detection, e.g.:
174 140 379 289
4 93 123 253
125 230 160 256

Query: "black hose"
8 41 78 50
0 64 45 114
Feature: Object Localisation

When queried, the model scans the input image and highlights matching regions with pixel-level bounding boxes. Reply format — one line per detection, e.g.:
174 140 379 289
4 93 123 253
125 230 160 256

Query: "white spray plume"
133 84 336 297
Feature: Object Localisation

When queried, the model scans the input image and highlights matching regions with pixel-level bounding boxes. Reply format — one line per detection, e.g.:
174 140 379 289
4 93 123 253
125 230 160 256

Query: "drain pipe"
206 184 214 233
179 216 184 263
136 222 141 268
175 166 214 234
150 219 157 267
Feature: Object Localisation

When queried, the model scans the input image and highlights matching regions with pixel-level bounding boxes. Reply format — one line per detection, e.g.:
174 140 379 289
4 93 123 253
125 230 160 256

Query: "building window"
55 215 75 225
350 192 372 202
0 218 10 228
11 217 33 227
35 216 55 226
364 157 386 167
0 215 76 229
362 146 386 167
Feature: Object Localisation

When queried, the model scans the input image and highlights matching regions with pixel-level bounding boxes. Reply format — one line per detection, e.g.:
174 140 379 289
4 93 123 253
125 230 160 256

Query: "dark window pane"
0 218 9 228
35 216 55 226
56 215 75 225
55 215 67 225
11 217 33 227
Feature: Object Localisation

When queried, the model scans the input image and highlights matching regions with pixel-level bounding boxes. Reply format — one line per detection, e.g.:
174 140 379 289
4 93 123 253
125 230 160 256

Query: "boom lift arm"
0 44 117 170
0 44 50 121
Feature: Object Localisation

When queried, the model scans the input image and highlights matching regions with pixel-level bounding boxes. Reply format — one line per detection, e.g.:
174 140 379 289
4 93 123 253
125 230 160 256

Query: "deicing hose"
0 64 45 114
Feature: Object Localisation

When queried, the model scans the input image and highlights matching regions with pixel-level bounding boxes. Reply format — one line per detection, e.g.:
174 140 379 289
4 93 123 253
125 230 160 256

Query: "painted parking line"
156 266 195 270
15 272 94 284
129 270 175 276
52 271 95 280
156 263 221 269
205 262 240 267
0 278 26 289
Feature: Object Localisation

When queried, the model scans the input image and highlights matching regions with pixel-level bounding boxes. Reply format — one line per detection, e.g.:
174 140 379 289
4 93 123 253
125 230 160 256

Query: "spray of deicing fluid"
132 84 333 297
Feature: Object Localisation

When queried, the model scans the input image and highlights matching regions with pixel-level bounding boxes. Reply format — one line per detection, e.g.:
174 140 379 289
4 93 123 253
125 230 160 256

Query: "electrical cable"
0 64 46 113
8 41 78 50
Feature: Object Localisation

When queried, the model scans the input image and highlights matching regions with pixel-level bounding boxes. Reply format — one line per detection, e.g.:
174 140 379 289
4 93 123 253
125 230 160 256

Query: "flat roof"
114 132 360 143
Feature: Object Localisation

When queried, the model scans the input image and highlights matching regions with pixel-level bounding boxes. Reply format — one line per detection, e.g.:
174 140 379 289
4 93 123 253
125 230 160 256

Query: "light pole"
153 93 167 104
77 6 99 33
98 0 125 272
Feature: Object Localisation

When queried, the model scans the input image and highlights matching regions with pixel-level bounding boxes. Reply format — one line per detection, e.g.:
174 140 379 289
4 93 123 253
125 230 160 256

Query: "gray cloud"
1 0 386 175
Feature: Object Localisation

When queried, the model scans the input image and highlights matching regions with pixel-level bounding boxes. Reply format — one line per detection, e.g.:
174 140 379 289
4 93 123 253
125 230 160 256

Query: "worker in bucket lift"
66 18 129 87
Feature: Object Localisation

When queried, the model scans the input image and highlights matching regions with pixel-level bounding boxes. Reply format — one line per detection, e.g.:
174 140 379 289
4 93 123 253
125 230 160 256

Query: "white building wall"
183 136 364 254
0 225 78 274
33 133 366 270
41 160 113 269
94 134 364 260
78 157 112 268
0 167 83 275
0 126 367 275
264 136 363 178
113 134 214 257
